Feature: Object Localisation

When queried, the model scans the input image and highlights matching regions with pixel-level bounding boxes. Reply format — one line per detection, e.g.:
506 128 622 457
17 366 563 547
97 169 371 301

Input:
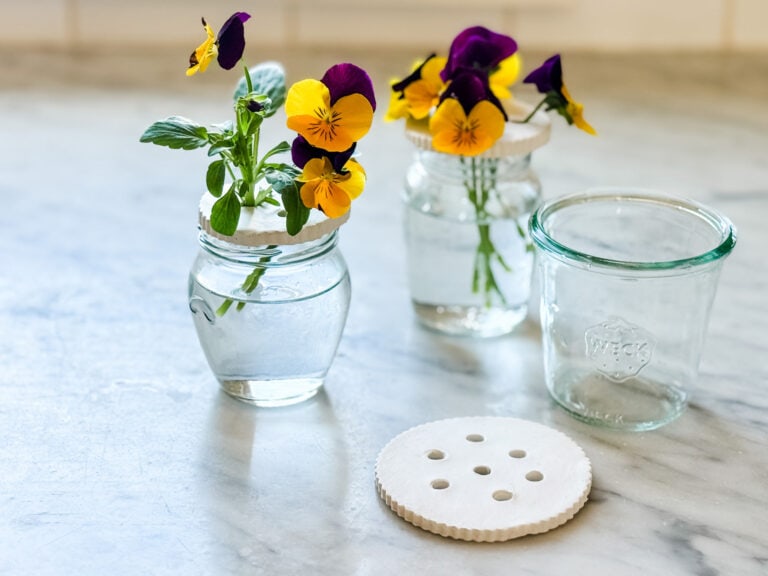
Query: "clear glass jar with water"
403 150 541 337
188 228 350 407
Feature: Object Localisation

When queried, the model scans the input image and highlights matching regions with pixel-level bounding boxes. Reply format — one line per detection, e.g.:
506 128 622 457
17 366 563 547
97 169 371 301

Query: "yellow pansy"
429 99 506 157
385 56 447 122
187 18 217 77
286 80 374 153
297 157 366 218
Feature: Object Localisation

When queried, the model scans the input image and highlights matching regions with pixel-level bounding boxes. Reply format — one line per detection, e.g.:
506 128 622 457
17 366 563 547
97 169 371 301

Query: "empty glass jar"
530 189 736 430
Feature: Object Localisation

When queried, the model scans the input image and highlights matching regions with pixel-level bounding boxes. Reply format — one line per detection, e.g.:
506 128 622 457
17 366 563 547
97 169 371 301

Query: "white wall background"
3 0 766 51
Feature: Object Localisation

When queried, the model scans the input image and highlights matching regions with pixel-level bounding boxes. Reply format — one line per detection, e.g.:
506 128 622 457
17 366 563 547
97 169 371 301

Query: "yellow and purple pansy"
187 12 251 76
429 68 507 156
385 54 448 122
291 136 365 218
285 64 376 153
524 54 596 135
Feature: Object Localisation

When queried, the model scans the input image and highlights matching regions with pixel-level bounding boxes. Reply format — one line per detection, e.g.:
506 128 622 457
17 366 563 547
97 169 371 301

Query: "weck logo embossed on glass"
585 317 655 381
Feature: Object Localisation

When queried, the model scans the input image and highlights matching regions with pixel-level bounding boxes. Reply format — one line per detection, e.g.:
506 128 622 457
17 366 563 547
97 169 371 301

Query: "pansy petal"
324 93 374 151
392 54 436 93
291 135 320 169
403 79 442 119
562 85 597 135
338 160 366 200
186 18 217 76
440 68 506 119
524 54 562 95
468 100 506 144
285 79 333 146
490 53 521 100
442 26 517 81
321 63 377 111
216 12 250 70
384 87 410 122
317 182 352 218
441 69 487 113
420 55 448 89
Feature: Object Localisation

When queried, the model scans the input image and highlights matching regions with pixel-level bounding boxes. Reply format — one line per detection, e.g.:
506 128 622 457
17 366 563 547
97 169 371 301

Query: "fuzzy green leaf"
266 166 301 192
139 116 208 150
279 181 311 236
210 187 241 236
233 63 286 118
206 160 226 197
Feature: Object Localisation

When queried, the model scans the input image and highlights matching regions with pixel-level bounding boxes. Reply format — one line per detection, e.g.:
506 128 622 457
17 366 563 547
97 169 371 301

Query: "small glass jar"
402 107 550 337
530 189 737 430
188 197 351 407
403 151 541 337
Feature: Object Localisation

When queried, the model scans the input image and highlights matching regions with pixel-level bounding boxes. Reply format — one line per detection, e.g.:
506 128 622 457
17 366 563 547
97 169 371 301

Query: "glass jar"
188 199 351 407
403 150 541 337
530 189 737 430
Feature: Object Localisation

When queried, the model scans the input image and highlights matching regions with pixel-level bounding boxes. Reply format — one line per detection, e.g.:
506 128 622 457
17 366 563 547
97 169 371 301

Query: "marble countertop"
1 49 767 575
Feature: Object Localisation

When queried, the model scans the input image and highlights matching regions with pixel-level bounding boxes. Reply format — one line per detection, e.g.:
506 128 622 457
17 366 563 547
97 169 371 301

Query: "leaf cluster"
140 62 309 237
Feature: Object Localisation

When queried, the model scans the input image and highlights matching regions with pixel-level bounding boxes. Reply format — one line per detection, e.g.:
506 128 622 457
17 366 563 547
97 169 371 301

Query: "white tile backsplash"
0 0 764 51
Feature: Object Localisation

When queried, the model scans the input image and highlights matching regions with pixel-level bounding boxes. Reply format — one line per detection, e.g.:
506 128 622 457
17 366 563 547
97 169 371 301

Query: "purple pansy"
321 63 377 111
291 136 356 173
523 54 563 95
441 26 518 81
216 12 251 70
439 68 508 120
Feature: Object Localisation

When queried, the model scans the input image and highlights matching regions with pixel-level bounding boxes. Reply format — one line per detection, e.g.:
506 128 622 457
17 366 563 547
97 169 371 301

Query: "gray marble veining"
0 49 767 575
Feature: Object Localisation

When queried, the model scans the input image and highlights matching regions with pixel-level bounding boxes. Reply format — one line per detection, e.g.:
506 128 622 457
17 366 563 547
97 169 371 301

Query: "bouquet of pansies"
387 26 594 308
141 11 376 242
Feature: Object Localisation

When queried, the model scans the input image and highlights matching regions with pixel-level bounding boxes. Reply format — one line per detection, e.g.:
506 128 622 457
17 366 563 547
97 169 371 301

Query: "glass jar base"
549 371 688 431
218 377 323 407
412 301 527 338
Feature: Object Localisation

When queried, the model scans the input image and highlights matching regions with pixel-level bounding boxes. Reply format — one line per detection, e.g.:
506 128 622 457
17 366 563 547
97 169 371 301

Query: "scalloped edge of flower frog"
198 193 349 247
405 98 551 159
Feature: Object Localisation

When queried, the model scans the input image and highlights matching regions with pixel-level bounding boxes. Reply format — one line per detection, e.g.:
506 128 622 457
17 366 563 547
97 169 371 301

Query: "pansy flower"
286 63 376 153
441 26 518 81
429 69 506 156
385 54 448 122
292 136 366 218
524 54 596 135
187 12 251 76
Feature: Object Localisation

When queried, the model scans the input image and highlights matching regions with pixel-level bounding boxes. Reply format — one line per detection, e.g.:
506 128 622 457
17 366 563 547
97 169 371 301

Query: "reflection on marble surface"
0 49 767 575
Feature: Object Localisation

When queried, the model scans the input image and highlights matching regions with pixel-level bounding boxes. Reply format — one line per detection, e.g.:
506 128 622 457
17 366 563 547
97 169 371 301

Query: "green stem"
519 97 547 123
215 245 278 316
465 156 509 308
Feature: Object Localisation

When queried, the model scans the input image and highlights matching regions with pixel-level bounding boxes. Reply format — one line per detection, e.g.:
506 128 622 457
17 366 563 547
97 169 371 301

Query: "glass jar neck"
417 150 532 180
198 229 338 266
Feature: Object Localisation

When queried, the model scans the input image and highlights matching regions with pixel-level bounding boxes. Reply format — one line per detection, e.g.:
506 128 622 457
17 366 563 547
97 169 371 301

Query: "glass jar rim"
199 229 338 266
529 189 737 272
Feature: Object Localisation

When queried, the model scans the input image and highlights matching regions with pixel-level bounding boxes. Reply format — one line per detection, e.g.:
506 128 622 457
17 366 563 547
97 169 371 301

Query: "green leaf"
139 116 208 150
280 180 311 236
207 141 234 156
210 187 242 236
266 166 301 193
206 160 226 197
261 141 291 163
233 62 286 118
